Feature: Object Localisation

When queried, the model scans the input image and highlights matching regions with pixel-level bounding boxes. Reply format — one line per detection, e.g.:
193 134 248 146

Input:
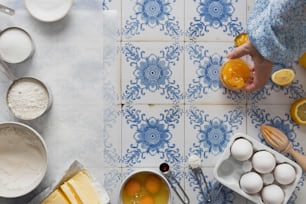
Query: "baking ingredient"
0 125 46 197
41 170 101 204
124 179 141 196
234 33 249 47
7 78 49 120
145 175 161 194
274 163 296 185
271 69 295 86
188 155 201 169
239 172 263 194
231 138 253 161
121 172 169 204
290 98 306 125
220 59 251 90
252 151 276 174
261 184 284 204
0 28 33 63
298 52 306 68
260 125 306 172
140 195 155 204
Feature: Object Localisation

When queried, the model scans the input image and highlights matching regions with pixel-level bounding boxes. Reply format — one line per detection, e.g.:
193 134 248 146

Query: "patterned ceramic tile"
185 0 247 41
185 167 247 204
121 42 184 104
122 0 184 41
185 104 247 166
102 0 122 41
121 104 185 168
185 41 247 105
247 63 306 105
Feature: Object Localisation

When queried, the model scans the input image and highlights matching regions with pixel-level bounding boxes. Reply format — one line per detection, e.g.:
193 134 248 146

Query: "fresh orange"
220 58 251 90
124 179 141 196
234 33 249 47
298 52 306 68
271 69 295 86
139 195 155 204
290 98 306 125
144 175 161 194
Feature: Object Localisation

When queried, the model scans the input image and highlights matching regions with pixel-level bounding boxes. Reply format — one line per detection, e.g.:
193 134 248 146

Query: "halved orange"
271 69 295 86
298 52 306 68
234 33 249 47
290 98 306 125
220 59 251 90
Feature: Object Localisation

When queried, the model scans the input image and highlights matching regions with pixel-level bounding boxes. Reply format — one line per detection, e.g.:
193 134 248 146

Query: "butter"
41 170 101 204
41 189 69 204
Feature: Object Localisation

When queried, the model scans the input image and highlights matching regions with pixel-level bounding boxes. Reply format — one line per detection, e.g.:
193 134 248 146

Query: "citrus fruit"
298 52 306 68
145 175 161 194
139 195 155 204
220 58 251 90
234 33 249 47
124 179 141 196
290 98 306 125
271 69 295 86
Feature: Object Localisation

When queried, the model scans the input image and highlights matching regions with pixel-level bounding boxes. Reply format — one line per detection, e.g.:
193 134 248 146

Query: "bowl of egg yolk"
120 170 171 204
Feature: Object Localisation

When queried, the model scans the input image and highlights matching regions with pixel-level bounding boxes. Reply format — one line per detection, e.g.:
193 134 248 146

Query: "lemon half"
271 69 295 86
290 98 306 125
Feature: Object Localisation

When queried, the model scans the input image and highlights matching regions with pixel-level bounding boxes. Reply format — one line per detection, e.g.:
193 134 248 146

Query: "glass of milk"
0 27 34 63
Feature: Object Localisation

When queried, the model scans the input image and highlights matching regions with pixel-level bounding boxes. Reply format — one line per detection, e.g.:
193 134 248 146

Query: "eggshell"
274 163 296 185
261 184 284 204
252 151 276 174
231 138 253 161
240 172 263 194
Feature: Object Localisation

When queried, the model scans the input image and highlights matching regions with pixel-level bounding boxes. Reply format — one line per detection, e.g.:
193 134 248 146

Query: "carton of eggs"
214 133 302 204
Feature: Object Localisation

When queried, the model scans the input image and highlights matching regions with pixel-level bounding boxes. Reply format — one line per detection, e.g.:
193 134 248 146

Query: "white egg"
252 151 276 174
240 172 263 194
274 163 296 185
231 138 253 161
261 184 284 204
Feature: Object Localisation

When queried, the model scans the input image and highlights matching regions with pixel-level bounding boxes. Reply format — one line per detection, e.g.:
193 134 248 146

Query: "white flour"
7 78 49 120
0 28 33 63
0 125 47 197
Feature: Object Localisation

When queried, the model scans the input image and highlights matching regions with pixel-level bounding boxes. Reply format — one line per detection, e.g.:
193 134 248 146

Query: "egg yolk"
124 179 141 196
140 195 155 204
220 59 250 90
144 175 162 194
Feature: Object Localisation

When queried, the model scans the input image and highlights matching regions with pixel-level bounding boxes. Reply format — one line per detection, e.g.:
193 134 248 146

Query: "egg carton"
213 133 302 204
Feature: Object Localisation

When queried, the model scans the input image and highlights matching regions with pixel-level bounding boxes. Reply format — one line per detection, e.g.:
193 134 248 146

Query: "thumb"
227 42 251 59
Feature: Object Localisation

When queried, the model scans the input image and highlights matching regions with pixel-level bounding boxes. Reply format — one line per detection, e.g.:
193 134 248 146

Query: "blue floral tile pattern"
102 0 306 203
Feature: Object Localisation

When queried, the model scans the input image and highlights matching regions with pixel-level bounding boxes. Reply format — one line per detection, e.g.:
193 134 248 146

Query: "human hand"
226 41 273 91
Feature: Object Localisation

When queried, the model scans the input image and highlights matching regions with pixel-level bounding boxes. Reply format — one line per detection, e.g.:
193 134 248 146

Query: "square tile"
122 0 184 41
121 42 184 104
185 42 247 104
121 104 185 167
185 0 247 41
185 104 247 167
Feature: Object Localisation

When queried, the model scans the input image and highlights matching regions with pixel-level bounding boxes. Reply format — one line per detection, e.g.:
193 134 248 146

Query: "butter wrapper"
28 160 110 204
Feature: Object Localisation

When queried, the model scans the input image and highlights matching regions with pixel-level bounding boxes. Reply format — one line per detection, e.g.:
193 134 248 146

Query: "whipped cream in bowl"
0 122 48 198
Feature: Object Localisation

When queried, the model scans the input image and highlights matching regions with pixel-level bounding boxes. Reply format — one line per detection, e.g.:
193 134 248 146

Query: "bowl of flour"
0 121 47 198
6 77 52 120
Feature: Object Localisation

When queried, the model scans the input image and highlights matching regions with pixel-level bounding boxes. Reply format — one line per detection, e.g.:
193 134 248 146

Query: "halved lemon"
234 33 249 47
271 69 295 86
290 98 306 125
298 52 306 68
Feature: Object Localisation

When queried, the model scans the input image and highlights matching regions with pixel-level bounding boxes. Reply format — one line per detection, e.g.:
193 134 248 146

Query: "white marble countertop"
0 0 306 204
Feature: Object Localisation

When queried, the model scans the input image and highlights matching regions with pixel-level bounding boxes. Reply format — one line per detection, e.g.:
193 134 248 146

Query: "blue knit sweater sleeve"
247 0 306 66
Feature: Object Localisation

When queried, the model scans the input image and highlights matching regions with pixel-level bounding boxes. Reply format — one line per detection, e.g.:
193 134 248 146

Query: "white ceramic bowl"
120 169 171 204
0 122 48 198
25 0 73 22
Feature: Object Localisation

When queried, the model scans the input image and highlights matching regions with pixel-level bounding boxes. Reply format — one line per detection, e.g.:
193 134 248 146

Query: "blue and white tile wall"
102 0 306 203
